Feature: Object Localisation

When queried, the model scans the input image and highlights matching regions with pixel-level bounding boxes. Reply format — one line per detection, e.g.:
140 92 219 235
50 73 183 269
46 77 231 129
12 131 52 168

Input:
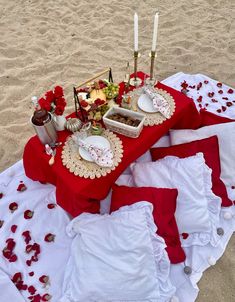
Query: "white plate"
137 93 158 113
79 136 110 162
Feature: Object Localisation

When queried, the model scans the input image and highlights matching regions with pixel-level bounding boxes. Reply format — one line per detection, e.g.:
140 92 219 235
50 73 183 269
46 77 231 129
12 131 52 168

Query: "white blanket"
0 73 234 302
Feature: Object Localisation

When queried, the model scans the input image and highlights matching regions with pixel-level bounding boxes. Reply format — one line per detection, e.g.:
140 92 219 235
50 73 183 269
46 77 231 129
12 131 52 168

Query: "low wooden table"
23 72 201 217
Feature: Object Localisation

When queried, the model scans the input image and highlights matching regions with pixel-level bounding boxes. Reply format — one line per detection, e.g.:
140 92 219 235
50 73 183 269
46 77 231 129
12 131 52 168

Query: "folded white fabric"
131 153 221 247
78 138 114 167
143 85 171 118
170 122 235 186
60 202 176 302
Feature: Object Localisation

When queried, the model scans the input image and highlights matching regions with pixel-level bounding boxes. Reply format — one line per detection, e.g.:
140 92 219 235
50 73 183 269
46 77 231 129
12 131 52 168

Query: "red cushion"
150 136 232 207
200 109 235 127
111 185 186 264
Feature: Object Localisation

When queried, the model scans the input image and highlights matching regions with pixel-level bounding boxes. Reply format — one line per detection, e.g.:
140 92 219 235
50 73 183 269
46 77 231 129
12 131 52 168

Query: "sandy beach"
0 0 234 300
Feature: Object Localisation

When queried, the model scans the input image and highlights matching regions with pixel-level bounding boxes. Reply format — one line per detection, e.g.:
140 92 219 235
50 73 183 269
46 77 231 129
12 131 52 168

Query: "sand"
0 0 234 300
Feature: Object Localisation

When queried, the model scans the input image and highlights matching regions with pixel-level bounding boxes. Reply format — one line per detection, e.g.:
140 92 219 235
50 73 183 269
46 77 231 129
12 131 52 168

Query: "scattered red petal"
197 82 202 90
0 220 4 228
47 203 56 209
22 231 32 244
211 98 218 103
39 275 49 284
228 88 234 94
218 90 223 94
9 254 18 262
12 272 22 283
208 92 214 98
31 255 38 262
28 285 37 295
26 244 33 253
204 80 209 84
44 233 55 242
24 210 34 220
9 202 18 213
26 260 32 266
226 102 233 107
17 183 27 192
222 105 227 112
189 85 196 89
198 104 202 108
11 225 17 233
6 238 16 250
2 247 11 259
231 186 235 189
197 96 202 103
41 294 52 301
216 109 222 113
181 80 188 89
217 82 222 88
182 233 189 240
205 103 209 107
0 192 3 199
222 97 228 100
29 271 34 277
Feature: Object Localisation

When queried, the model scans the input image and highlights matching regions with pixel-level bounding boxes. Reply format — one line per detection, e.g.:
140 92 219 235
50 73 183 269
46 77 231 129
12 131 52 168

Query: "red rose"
55 97 66 107
9 202 18 213
38 98 51 111
54 105 64 116
24 210 34 220
54 86 64 98
45 90 55 103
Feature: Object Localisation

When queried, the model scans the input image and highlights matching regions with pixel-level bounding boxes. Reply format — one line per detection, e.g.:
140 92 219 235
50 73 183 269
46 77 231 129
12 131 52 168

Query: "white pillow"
60 202 176 302
131 153 221 238
170 122 235 186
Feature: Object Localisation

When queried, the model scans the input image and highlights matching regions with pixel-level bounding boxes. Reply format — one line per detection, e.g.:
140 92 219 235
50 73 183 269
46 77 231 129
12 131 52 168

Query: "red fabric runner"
23 72 201 217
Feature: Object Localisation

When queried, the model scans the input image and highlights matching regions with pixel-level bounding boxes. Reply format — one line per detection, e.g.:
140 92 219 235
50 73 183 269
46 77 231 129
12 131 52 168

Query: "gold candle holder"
129 51 142 87
145 51 157 86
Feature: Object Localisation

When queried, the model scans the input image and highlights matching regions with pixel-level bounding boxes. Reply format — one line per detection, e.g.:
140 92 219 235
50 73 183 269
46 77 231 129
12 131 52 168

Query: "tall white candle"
134 13 138 52
152 12 159 52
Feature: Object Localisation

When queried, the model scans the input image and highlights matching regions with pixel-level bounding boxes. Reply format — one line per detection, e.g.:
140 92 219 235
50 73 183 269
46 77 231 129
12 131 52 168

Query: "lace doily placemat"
127 87 176 126
61 129 123 179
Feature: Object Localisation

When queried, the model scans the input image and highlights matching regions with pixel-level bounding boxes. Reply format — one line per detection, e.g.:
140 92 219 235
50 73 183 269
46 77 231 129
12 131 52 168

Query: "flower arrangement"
38 86 67 115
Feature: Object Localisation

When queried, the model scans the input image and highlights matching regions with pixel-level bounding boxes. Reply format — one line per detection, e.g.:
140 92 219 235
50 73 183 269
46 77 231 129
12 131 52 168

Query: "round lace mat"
61 129 123 179
127 87 176 126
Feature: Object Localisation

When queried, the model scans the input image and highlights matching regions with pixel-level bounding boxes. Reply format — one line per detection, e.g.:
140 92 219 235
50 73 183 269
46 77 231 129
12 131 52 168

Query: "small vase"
52 114 66 131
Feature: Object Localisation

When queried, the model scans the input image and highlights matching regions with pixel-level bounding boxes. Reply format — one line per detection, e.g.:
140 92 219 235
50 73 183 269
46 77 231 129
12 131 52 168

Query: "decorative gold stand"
145 51 157 86
129 51 142 87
